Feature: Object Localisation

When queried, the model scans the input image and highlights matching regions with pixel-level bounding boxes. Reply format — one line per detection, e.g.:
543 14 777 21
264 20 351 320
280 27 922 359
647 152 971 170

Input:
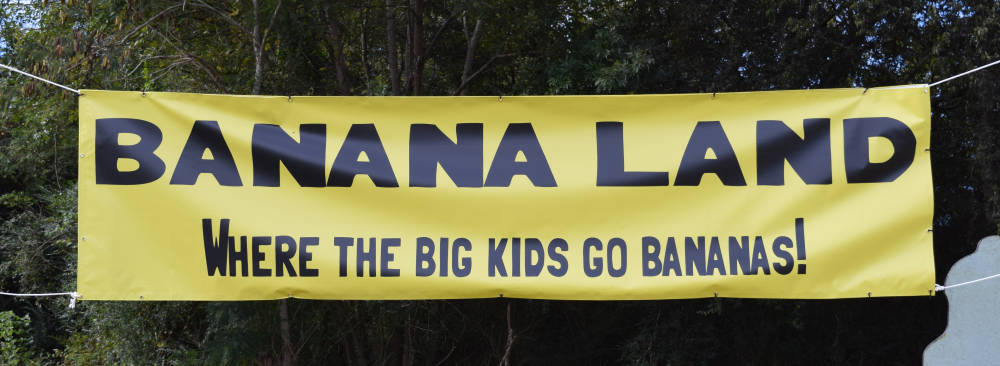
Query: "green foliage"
0 0 998 365
0 310 45 365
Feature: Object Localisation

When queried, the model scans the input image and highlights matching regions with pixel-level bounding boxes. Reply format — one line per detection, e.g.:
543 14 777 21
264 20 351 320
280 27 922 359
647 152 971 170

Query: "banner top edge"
78 84 928 99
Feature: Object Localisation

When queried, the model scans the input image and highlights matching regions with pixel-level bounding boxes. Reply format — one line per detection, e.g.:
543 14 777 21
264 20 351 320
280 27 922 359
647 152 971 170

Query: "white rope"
929 58 1000 87
935 272 1000 292
0 291 80 309
0 62 80 95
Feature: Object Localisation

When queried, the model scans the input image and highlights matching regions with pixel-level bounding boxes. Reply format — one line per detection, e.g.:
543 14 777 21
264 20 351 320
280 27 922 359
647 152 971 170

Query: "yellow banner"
77 86 934 300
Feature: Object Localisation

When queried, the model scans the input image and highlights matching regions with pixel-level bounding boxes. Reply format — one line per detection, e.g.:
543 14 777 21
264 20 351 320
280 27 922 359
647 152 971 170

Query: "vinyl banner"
77 86 934 301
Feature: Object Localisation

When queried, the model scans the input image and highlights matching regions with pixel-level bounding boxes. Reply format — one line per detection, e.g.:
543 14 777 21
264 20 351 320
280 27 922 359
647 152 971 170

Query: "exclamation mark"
795 218 807 274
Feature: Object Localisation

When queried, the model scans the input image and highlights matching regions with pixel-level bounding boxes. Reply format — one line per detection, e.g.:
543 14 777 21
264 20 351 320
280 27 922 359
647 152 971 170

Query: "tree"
1 0 998 364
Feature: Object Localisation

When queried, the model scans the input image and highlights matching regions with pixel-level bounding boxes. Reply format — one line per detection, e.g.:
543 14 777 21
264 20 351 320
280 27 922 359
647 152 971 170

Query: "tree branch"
499 302 516 366
149 28 227 92
261 0 284 50
453 52 516 95
188 0 248 35
118 3 185 44
418 11 460 68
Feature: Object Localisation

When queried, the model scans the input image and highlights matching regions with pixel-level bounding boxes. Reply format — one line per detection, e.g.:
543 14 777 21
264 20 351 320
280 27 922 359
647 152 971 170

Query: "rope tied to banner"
0 291 80 309
0 63 80 95
934 273 1000 292
928 59 1000 87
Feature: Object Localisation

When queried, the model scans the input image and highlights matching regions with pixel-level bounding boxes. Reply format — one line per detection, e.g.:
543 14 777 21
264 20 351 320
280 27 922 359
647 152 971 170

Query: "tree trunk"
410 0 424 95
386 0 400 95
251 0 263 95
460 18 483 96
403 4 413 94
499 302 515 366
280 299 294 366
402 314 414 366
250 0 281 95
249 3 292 364
342 339 355 366
360 8 372 93
323 9 350 95
351 305 370 366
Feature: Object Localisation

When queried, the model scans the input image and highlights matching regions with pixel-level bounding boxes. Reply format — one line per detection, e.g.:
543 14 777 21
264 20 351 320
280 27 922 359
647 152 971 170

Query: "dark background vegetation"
1 0 998 364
